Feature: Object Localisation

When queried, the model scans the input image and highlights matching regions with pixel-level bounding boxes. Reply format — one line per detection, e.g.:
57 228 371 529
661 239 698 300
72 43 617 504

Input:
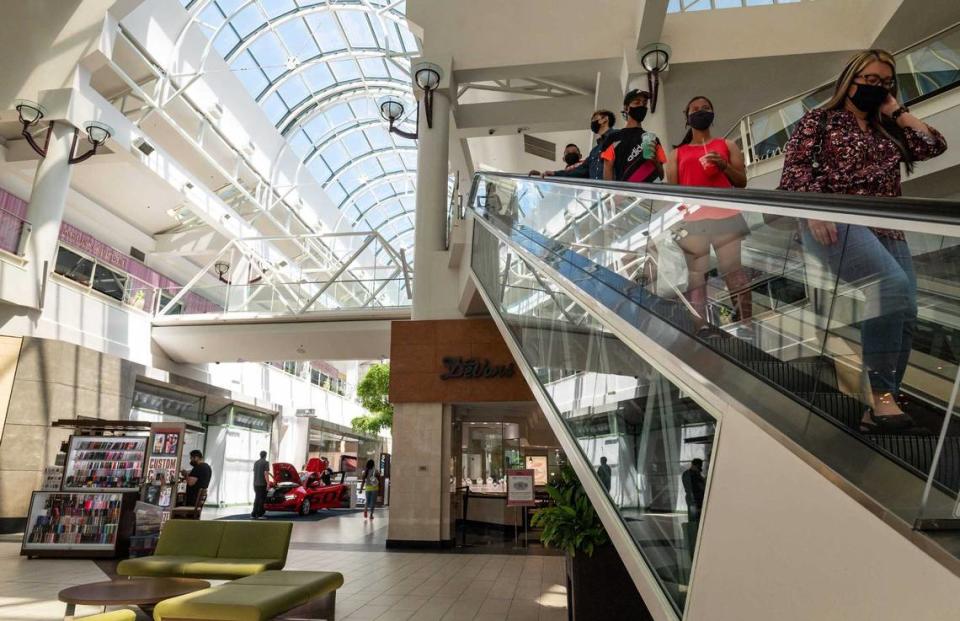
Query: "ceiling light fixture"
15 99 113 164
638 43 671 113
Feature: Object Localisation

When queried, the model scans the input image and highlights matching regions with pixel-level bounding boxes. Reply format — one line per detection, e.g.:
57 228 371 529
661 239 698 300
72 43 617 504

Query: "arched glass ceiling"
667 0 802 12
182 0 420 258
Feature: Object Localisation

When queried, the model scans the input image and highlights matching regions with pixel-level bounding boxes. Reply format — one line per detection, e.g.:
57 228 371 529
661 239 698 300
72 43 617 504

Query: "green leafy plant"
351 363 393 435
530 465 609 557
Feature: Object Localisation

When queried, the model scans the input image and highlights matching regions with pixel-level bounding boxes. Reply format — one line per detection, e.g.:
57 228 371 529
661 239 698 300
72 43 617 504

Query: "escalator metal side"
468 270 680 621
471 213 960 578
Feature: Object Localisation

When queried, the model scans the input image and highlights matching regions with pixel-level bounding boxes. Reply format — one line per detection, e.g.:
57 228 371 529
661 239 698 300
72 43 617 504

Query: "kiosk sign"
506 469 536 507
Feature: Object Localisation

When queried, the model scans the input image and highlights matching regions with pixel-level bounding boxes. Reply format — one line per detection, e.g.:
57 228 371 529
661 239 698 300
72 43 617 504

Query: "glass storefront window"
92 263 127 301
54 247 94 286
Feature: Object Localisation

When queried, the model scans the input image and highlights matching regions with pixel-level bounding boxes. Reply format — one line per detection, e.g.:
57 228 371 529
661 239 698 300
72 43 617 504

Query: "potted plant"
531 465 652 621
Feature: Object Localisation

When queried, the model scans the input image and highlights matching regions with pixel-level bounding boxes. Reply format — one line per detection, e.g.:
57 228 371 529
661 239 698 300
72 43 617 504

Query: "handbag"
764 110 827 230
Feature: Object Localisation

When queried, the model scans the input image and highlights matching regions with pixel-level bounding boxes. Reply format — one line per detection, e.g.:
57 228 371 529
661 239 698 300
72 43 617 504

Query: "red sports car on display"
263 458 350 516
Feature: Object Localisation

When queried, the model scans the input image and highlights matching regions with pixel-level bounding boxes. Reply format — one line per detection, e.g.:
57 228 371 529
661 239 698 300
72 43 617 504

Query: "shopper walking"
602 89 667 183
665 96 752 333
252 450 270 519
361 459 381 520
681 458 706 522
778 49 946 432
597 456 612 492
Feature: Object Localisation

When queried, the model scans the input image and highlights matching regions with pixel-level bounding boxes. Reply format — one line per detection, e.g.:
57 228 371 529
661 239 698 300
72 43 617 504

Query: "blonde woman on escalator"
778 49 947 432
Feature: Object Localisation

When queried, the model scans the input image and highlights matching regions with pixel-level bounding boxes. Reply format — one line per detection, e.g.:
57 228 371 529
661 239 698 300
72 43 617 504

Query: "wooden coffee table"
58 577 210 620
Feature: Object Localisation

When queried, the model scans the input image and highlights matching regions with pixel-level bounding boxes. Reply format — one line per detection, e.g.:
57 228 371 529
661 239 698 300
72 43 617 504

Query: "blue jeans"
802 223 917 394
365 490 378 515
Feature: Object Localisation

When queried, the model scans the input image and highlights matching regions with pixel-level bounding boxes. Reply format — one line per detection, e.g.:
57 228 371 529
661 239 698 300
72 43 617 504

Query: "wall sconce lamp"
638 43 671 113
378 61 444 140
16 99 113 164
214 261 231 283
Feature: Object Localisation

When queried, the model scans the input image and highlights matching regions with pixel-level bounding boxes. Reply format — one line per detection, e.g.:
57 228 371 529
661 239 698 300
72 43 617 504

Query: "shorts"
680 213 750 238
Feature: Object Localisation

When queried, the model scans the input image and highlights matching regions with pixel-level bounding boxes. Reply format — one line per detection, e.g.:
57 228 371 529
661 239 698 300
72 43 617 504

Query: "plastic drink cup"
699 153 718 174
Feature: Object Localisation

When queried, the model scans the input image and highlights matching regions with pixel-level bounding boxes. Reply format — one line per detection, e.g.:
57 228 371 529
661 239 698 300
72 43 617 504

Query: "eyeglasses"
855 73 896 90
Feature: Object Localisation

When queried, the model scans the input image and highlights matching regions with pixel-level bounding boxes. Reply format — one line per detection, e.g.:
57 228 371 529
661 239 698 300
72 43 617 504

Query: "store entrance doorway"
449 403 564 554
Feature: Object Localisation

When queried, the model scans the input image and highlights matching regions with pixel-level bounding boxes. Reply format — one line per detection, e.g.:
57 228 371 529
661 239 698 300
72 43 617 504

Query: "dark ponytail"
675 95 715 149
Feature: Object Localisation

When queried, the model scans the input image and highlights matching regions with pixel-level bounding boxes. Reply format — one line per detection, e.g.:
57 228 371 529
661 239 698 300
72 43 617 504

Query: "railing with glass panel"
468 171 960 541
724 21 960 165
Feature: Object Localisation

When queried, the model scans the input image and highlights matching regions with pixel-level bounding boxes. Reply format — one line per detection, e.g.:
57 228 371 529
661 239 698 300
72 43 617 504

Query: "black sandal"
859 408 915 434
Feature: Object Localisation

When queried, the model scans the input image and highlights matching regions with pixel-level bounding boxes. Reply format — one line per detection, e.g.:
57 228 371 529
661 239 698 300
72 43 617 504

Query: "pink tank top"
676 138 740 222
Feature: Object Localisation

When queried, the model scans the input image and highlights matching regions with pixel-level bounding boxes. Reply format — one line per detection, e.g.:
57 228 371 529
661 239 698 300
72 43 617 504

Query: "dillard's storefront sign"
440 356 516 380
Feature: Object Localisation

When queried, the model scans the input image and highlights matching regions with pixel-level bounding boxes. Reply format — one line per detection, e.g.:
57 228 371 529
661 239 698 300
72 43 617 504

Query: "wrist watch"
891 106 910 120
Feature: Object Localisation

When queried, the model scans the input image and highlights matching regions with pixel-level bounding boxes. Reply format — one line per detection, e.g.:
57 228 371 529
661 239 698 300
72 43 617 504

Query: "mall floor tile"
0 508 567 621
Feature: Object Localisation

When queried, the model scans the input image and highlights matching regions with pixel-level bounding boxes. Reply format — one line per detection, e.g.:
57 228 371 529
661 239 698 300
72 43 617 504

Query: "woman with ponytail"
665 96 752 334
778 49 947 432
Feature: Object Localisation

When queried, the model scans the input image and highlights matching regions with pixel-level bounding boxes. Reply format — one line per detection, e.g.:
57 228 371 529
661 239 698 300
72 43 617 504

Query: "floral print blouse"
778 108 947 240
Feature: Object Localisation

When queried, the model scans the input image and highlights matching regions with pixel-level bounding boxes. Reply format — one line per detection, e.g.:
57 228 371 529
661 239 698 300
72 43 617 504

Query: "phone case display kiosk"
22 428 146 559
21 421 191 559
131 423 186 557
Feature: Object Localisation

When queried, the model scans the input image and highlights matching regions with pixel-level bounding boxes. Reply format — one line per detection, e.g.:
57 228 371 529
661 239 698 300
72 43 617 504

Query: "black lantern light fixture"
413 61 442 129
15 98 113 164
380 60 444 140
639 43 671 113
214 261 231 283
378 96 418 140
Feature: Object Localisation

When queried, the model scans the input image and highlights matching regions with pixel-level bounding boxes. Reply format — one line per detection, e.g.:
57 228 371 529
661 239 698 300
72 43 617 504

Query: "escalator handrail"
473 171 960 234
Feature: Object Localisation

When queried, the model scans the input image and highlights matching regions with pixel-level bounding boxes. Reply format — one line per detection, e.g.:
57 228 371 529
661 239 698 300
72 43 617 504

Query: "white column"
23 122 75 308
412 90 451 319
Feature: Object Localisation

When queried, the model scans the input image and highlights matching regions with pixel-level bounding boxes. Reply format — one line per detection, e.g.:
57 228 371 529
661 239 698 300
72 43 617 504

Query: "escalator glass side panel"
470 172 960 524
473 222 717 616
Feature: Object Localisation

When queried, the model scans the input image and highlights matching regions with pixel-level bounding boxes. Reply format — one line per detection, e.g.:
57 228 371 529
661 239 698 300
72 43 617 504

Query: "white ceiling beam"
454 59 620 84
454 95 595 138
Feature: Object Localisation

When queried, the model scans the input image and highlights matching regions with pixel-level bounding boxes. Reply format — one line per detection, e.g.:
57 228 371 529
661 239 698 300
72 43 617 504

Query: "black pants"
253 486 267 517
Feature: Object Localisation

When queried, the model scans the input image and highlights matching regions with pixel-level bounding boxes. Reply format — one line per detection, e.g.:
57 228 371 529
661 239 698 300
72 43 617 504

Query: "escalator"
466 171 960 619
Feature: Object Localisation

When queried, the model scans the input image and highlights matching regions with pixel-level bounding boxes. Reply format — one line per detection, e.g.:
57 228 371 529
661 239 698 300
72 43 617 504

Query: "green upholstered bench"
117 520 293 580
77 611 137 621
153 570 344 621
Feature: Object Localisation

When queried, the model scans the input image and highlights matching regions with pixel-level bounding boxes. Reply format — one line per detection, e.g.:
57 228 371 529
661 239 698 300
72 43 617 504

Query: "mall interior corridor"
3 0 960 620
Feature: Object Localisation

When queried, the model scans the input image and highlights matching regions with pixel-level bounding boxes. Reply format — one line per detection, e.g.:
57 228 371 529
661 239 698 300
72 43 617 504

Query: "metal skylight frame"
182 0 421 260
667 0 804 12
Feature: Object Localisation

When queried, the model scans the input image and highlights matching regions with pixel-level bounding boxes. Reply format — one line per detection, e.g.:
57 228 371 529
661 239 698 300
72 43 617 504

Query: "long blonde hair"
821 49 914 172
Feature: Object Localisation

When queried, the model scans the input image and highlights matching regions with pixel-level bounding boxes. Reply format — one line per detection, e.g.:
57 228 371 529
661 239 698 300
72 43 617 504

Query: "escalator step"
863 434 960 492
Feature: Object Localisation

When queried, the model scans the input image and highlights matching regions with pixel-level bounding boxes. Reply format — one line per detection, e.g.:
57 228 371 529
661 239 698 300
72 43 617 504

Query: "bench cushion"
155 521 225 557
80 611 137 621
236 570 344 590
217 522 292 563
116 556 210 577
152 570 344 621
153 585 305 621
175 558 284 580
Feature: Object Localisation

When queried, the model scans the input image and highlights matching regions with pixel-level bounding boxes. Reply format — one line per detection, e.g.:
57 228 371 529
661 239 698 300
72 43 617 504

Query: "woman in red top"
665 96 751 332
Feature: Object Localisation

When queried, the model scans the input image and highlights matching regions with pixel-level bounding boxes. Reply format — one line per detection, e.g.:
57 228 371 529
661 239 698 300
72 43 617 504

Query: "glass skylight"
667 0 802 12
182 0 420 257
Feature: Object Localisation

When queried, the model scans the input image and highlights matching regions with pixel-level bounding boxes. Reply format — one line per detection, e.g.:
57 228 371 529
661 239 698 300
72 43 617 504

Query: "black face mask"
848 82 889 114
687 110 714 131
563 152 581 165
627 105 648 123
590 120 602 134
